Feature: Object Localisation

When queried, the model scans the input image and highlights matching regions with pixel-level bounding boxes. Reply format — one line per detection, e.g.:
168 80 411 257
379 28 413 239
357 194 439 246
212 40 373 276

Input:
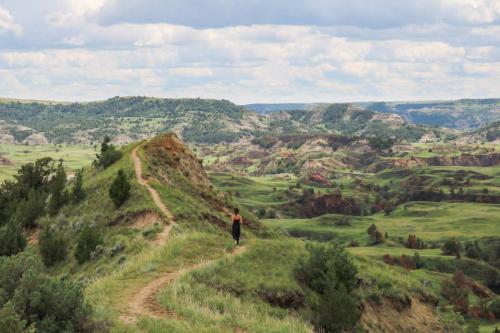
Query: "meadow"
0 143 96 181
264 201 500 244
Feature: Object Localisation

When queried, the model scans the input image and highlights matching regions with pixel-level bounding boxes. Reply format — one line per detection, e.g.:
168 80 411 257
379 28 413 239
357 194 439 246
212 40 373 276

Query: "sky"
0 0 499 103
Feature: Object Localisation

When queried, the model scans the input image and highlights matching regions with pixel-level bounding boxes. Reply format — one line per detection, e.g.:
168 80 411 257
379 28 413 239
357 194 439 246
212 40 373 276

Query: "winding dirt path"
131 145 174 246
121 145 247 325
121 246 247 325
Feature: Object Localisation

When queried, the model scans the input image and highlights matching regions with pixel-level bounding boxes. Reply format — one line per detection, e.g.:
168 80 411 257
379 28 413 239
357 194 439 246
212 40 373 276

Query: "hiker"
231 208 243 246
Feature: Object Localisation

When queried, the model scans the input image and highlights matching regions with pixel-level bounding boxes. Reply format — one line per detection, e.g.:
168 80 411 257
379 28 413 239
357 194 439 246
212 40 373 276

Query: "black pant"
232 221 241 244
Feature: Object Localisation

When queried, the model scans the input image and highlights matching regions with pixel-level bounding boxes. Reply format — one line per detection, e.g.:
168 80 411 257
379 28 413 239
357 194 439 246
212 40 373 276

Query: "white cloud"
0 1 498 102
0 6 22 35
46 0 108 27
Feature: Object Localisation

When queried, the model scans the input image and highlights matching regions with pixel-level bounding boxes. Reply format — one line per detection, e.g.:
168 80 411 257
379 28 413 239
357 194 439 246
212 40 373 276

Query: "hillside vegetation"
0 94 499 332
0 96 469 146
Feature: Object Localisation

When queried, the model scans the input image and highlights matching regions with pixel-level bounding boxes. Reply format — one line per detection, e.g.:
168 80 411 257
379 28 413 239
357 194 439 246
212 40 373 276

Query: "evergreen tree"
39 226 68 267
313 284 359 333
71 169 85 203
442 238 462 258
0 222 27 257
466 320 480 333
12 189 46 228
109 169 131 208
0 303 25 333
295 242 359 332
48 161 69 216
74 225 103 264
94 136 122 169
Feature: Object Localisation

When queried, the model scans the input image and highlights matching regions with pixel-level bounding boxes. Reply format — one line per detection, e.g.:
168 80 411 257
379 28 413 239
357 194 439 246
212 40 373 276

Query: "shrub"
39 227 68 267
12 189 46 228
0 303 25 333
0 222 27 257
465 320 480 333
109 170 131 208
334 216 351 226
373 229 384 244
12 268 92 332
489 298 500 318
0 253 40 303
94 137 122 169
465 241 482 259
74 225 103 264
72 169 85 203
406 234 425 249
441 271 469 314
0 253 94 332
313 284 359 333
442 238 462 258
367 224 377 236
142 223 163 240
295 242 359 332
295 242 358 294
48 162 69 216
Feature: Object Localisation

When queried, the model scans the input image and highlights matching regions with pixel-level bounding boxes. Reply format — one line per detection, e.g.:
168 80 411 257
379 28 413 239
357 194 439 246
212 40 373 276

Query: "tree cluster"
93 136 123 169
295 242 359 332
0 253 95 332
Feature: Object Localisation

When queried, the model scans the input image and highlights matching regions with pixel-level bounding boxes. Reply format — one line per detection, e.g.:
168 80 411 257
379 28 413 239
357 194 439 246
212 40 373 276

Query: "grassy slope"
265 202 500 244
35 144 159 278
7 133 498 332
32 139 311 333
0 143 95 182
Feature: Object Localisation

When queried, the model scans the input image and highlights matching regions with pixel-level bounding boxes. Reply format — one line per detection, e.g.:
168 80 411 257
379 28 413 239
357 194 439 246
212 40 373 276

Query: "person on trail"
231 208 243 246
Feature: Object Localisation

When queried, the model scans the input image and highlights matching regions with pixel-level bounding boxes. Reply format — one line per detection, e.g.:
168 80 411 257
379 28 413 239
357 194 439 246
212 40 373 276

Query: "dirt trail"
122 145 247 325
132 146 174 221
131 145 174 246
120 245 247 325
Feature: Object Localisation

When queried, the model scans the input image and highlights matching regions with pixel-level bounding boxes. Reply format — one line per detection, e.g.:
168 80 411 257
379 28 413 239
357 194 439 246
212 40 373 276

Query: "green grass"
353 255 446 303
209 172 356 215
266 201 500 244
34 143 161 278
148 238 313 333
0 143 96 182
86 230 234 329
191 239 304 302
7 133 499 332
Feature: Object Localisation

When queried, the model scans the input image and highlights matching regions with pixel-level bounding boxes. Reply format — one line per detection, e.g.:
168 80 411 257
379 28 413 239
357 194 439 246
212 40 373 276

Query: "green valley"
0 97 499 333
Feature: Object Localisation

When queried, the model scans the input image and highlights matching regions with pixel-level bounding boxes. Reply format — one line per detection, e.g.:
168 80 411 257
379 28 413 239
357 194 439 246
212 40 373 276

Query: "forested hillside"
0 97 448 146
0 97 260 145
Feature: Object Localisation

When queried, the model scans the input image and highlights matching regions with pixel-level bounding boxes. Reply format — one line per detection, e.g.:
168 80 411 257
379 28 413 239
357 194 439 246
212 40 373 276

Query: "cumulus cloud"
0 6 22 35
46 0 108 27
0 0 498 102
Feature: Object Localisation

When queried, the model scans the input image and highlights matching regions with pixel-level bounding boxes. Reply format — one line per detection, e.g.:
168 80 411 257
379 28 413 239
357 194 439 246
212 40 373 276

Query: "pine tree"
75 225 103 264
13 189 46 228
0 221 27 257
48 161 69 216
94 136 122 169
0 303 25 333
39 226 68 267
72 169 85 203
109 169 131 208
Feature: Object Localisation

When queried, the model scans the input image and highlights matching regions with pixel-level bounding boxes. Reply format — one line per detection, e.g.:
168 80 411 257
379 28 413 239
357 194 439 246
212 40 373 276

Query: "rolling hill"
0 125 499 332
0 97 448 146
